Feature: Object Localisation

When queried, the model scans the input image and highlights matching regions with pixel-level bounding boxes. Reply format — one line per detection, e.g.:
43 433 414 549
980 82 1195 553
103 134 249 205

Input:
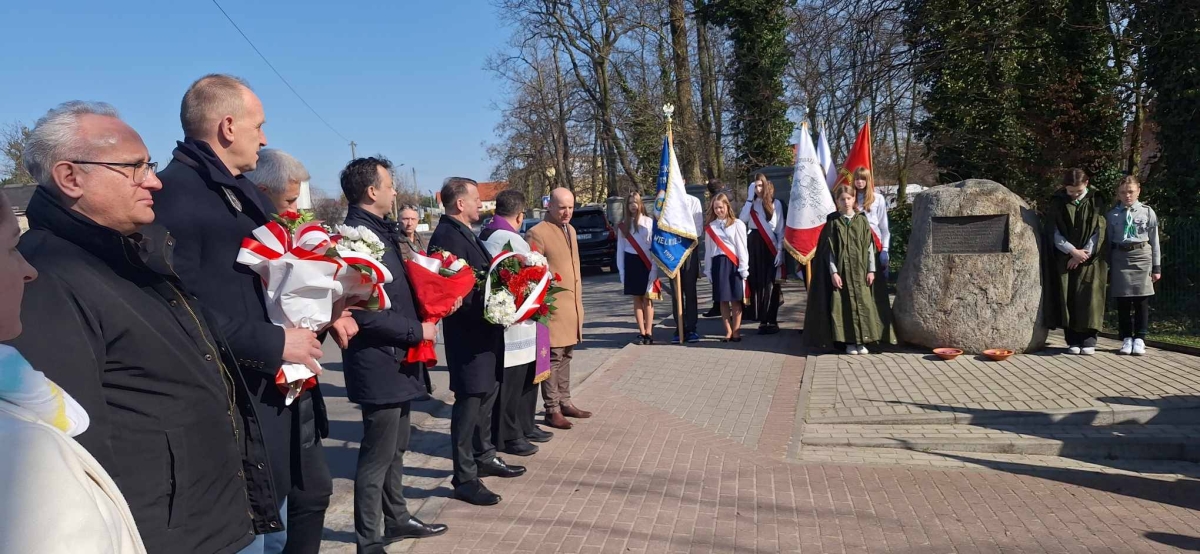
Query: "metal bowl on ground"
933 348 964 360
983 348 1015 361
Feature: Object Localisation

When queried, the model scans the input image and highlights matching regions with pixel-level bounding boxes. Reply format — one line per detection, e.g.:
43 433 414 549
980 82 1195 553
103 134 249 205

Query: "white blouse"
704 219 750 284
739 183 785 254
856 192 891 252
615 214 658 285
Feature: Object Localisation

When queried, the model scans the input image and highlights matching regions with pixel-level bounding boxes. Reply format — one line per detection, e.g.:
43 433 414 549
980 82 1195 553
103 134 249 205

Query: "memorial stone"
893 180 1047 353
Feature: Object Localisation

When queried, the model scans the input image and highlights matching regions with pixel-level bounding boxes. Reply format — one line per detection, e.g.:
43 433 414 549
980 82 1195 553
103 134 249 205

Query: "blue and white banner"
650 135 698 278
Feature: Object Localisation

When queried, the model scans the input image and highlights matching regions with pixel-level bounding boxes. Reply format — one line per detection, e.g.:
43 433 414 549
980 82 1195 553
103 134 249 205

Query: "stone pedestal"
893 179 1047 353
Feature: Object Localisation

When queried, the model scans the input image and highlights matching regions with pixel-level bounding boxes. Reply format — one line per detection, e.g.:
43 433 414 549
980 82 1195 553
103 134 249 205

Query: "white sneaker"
1132 339 1146 356
857 345 870 355
846 345 860 355
1068 346 1081 355
1119 338 1133 355
1081 347 1096 356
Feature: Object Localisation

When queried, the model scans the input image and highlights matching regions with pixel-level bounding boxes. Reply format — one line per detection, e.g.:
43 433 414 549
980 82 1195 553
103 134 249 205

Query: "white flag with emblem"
784 122 837 263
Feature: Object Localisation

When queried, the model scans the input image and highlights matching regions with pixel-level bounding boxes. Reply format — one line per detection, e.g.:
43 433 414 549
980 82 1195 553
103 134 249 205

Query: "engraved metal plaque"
931 214 1009 254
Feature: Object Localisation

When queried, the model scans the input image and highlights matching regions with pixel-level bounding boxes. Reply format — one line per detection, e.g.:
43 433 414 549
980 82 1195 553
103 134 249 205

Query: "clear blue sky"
0 0 509 196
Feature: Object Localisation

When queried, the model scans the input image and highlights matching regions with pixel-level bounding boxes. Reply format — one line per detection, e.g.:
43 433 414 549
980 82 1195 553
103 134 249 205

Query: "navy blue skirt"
623 252 652 295
710 254 744 303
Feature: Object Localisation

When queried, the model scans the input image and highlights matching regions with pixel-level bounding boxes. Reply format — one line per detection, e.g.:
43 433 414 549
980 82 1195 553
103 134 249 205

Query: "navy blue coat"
427 215 504 395
152 139 328 506
341 206 429 406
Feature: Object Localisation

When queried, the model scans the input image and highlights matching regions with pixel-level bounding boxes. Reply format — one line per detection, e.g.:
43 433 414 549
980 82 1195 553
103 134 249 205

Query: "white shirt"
615 214 659 286
856 192 891 252
704 218 750 284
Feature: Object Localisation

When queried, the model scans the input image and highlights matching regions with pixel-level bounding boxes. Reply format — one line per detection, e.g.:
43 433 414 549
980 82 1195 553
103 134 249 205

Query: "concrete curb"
801 434 1200 461
804 403 1200 427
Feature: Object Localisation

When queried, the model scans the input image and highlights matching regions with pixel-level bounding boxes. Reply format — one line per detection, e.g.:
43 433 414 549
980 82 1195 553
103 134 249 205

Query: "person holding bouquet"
429 177 527 507
481 190 555 457
339 157 449 552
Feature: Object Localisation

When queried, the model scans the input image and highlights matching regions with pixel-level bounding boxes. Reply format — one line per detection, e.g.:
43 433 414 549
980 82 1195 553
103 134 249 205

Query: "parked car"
570 206 617 272
520 217 541 234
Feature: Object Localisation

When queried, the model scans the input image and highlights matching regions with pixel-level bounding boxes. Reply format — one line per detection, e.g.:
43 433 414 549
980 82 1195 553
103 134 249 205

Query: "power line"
210 0 351 144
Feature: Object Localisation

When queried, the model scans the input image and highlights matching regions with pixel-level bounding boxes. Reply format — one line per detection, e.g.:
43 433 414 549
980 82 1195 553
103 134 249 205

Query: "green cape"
803 212 890 348
1043 188 1109 332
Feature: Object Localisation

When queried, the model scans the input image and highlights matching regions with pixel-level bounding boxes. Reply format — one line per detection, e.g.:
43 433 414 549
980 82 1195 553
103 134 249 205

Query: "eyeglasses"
70 160 158 184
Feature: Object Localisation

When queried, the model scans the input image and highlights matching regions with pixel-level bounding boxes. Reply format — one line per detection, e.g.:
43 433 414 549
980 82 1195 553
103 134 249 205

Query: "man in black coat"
339 157 448 553
428 177 526 506
152 74 352 554
6 101 270 553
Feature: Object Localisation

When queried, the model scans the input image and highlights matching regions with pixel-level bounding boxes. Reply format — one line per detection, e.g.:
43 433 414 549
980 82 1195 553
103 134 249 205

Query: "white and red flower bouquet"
403 249 477 366
482 249 565 327
237 210 393 405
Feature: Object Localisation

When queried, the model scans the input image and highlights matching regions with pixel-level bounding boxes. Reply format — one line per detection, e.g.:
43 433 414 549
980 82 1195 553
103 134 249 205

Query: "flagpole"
664 104 685 346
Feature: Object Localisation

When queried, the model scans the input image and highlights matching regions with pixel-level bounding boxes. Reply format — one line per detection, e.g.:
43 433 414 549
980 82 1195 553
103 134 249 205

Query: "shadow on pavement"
1143 532 1200 551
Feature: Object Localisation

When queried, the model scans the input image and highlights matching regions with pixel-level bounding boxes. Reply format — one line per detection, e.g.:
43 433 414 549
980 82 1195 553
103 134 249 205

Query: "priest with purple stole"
480 190 554 457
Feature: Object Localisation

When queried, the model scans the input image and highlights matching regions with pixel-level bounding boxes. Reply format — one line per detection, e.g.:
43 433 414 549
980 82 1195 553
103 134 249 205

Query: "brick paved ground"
805 334 1200 423
400 338 1200 554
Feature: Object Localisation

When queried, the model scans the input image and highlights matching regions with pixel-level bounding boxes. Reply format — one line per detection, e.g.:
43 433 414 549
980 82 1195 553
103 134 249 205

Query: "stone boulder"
893 179 1047 353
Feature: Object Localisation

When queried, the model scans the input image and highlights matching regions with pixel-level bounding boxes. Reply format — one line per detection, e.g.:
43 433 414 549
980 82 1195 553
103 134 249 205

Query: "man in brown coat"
525 188 592 429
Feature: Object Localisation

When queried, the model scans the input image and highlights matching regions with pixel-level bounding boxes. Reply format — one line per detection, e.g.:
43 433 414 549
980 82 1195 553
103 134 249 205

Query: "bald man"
525 188 592 429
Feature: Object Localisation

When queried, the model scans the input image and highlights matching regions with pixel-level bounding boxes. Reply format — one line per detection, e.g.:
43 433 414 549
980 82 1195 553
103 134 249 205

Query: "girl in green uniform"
803 185 887 354
1045 168 1109 355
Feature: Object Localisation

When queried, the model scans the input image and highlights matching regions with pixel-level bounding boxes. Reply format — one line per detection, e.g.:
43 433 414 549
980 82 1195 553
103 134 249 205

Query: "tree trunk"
669 0 702 185
694 0 717 181
1129 85 1144 177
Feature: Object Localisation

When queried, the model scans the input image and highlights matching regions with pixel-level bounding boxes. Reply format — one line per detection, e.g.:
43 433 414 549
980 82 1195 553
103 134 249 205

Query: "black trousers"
1117 296 1151 339
282 444 332 554
494 362 536 446
670 253 699 334
353 403 412 554
1064 328 1099 348
451 384 498 487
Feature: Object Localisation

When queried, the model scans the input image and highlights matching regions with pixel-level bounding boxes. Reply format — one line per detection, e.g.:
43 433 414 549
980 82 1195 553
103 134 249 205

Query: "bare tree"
1 123 33 185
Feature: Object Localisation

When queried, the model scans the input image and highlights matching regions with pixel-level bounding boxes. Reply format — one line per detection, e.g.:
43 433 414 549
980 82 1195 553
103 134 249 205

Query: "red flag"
833 119 873 190
832 119 882 251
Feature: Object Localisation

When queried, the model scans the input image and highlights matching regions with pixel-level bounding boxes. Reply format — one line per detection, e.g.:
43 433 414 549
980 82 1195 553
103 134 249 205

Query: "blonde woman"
739 173 785 334
616 192 661 344
850 167 895 342
705 193 750 342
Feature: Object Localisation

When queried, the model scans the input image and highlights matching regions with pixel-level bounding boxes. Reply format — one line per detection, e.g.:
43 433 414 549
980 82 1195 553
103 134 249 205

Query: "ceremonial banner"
833 119 873 190
817 123 837 189
832 120 881 251
784 122 838 263
650 135 698 278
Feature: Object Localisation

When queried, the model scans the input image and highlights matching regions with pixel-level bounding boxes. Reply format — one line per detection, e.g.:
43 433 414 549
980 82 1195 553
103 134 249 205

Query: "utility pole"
349 141 357 159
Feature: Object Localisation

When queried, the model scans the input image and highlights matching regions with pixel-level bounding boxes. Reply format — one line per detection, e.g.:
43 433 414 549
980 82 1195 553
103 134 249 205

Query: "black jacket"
341 206 429 405
427 215 504 394
152 139 328 510
5 188 262 554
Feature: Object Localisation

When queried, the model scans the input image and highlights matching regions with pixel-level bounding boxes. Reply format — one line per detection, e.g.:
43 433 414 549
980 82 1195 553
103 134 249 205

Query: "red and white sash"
620 223 662 300
749 201 785 280
705 224 750 304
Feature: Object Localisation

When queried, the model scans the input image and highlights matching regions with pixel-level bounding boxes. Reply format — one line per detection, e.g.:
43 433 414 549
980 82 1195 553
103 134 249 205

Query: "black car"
570 206 617 272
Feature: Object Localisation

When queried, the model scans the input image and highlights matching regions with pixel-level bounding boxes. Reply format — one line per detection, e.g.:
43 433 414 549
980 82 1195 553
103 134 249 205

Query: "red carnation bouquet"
482 249 565 327
403 249 477 366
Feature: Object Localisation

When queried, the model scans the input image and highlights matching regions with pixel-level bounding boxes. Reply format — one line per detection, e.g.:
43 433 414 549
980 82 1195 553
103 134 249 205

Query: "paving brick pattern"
612 346 787 449
795 446 1200 477
806 333 1200 423
403 343 1200 554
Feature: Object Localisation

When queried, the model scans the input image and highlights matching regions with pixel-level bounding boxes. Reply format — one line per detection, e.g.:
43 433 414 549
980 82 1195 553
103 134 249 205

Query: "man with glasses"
6 100 270 553
153 74 351 554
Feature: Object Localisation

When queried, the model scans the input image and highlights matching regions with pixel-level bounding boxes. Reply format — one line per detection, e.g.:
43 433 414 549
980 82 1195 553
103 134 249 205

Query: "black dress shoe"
703 308 721 318
501 439 539 457
526 426 554 443
479 457 526 478
453 480 501 506
383 516 448 542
